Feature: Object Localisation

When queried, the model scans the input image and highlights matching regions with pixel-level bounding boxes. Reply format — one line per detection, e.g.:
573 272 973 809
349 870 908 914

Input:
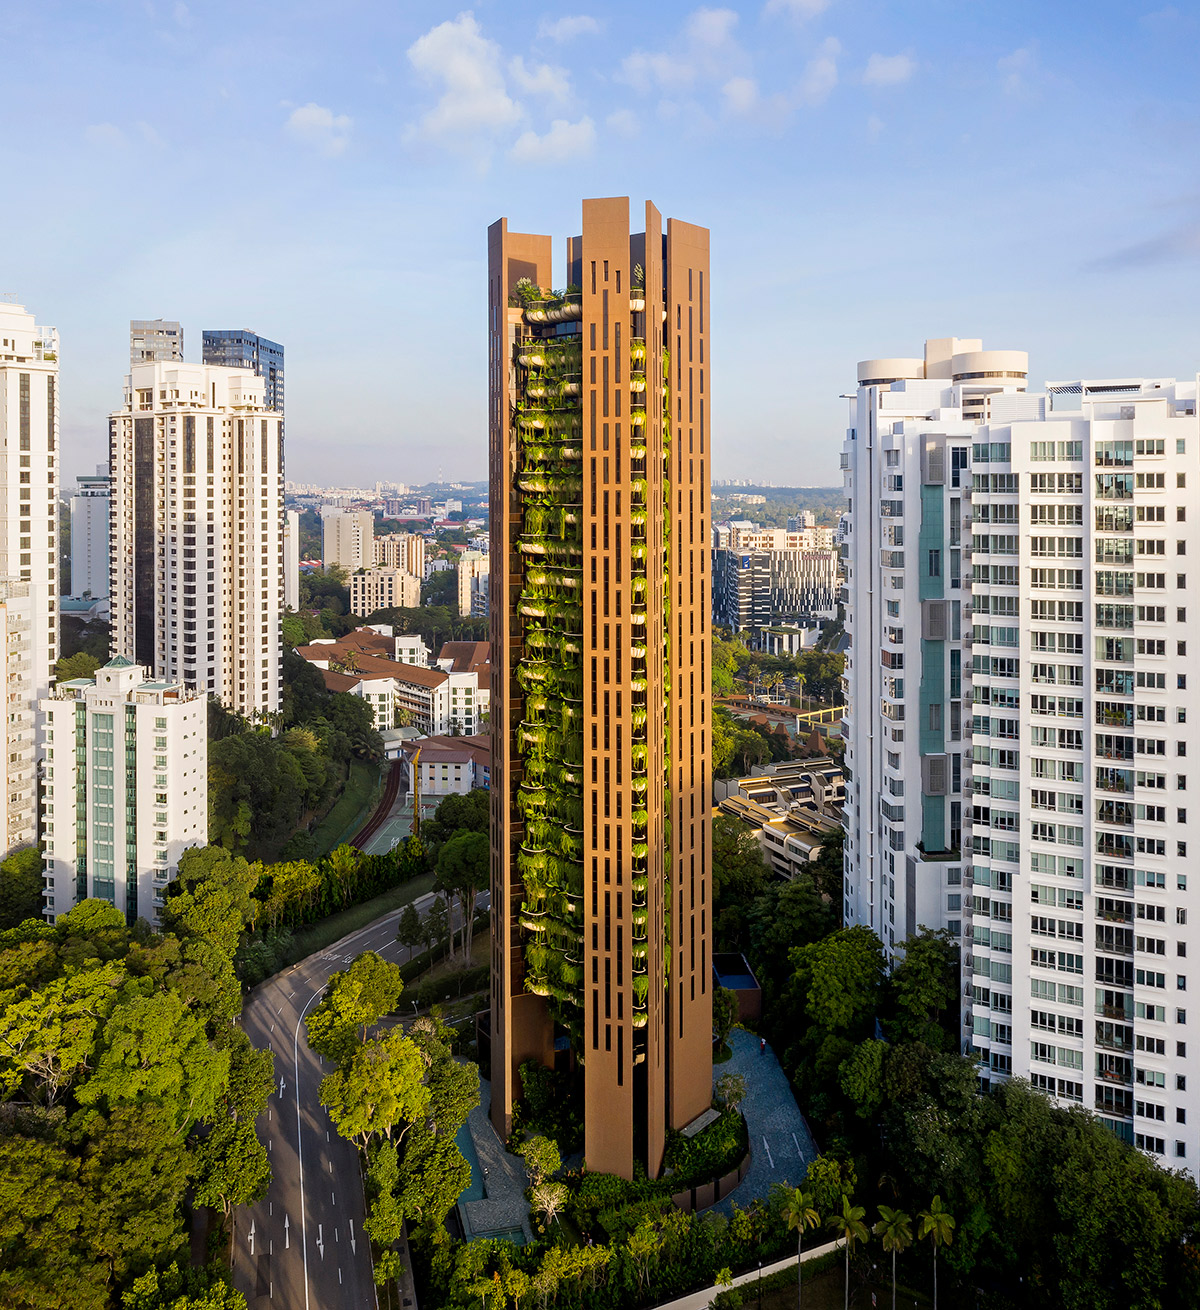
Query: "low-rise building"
716 758 844 880
41 657 207 924
404 733 490 797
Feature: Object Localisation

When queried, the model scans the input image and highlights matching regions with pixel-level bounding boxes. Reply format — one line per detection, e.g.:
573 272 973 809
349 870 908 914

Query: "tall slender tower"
0 300 59 703
110 362 283 717
488 198 712 1180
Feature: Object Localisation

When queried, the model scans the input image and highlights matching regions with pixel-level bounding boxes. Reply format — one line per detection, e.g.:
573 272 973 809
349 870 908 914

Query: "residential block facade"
842 339 1200 1170
41 657 207 924
109 362 284 717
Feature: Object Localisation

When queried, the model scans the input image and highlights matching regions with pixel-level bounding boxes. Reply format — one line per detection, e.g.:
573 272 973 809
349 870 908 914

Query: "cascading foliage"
513 288 587 1046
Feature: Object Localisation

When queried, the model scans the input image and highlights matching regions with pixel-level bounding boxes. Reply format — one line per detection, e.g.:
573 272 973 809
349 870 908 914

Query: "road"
232 886 476 1310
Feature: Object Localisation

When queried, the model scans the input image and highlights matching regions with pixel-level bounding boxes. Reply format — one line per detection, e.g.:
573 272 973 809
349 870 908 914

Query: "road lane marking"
763 1136 775 1168
294 987 325 1309
338 1269 343 1286
284 1214 290 1249
331 1191 336 1206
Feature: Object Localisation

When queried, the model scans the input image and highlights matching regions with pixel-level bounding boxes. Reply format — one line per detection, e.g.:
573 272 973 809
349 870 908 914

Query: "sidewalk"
652 1237 843 1310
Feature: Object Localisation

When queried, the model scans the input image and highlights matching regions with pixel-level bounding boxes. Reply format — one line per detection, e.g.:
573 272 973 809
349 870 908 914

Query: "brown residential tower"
488 198 712 1180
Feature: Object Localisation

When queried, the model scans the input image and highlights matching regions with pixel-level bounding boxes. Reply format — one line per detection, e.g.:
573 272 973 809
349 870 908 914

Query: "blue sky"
4 1 1199 488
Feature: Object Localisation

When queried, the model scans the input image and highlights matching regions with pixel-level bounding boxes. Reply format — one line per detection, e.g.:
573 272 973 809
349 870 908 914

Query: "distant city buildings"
202 329 284 413
70 465 111 602
457 550 487 617
712 522 839 633
41 657 207 924
321 508 373 570
109 361 284 717
0 300 60 703
374 532 425 579
350 565 420 615
130 318 183 367
842 336 1200 1168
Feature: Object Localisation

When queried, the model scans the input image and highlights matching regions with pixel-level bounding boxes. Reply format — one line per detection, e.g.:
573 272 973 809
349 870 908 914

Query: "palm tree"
781 1187 820 1308
826 1194 868 1310
917 1196 956 1310
874 1206 913 1310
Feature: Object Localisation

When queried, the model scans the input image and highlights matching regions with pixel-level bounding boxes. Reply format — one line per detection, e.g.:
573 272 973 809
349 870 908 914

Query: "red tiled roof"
438 640 490 675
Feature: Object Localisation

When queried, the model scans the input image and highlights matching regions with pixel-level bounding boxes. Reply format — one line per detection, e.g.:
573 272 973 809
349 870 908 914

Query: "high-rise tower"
110 361 284 717
0 300 59 703
488 198 712 1180
202 330 285 413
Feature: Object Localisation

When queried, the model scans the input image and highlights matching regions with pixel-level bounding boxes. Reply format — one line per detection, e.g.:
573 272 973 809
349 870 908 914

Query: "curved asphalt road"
233 887 482 1309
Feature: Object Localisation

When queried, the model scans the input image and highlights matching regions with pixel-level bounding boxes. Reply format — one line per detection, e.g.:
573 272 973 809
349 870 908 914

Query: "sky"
3 1 1200 489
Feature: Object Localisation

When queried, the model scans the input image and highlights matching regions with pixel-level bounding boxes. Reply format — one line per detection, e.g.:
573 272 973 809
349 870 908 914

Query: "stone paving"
459 1076 533 1242
715 1027 818 1213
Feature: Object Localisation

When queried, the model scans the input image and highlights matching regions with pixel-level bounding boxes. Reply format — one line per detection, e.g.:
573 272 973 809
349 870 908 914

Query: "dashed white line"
763 1136 774 1168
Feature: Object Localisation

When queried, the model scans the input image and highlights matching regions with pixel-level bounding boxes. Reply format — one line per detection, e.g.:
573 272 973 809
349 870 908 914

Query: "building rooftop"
438 640 491 676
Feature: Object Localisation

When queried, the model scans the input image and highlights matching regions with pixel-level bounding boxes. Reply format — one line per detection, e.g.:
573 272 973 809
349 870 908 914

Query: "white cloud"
763 0 830 18
796 36 839 105
285 102 352 156
606 108 640 137
84 123 128 149
686 6 739 46
862 52 914 86
997 44 1035 97
509 55 570 100
406 11 522 144
135 120 166 148
537 14 601 42
721 75 759 115
509 116 596 165
621 5 746 94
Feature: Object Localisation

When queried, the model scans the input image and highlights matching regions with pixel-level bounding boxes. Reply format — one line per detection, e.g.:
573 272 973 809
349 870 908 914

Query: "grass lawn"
284 872 437 965
309 757 382 855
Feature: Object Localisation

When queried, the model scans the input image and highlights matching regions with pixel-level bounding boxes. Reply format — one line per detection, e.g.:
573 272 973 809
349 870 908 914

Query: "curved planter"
669 1144 753 1215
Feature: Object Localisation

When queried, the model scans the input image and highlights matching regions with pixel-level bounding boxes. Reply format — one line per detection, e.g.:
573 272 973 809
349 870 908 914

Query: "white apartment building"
457 550 487 617
374 532 425 579
109 362 284 717
725 524 836 551
322 508 373 570
0 302 59 702
0 582 35 854
843 338 1200 1170
350 566 420 615
283 508 300 610
70 465 111 601
41 657 207 924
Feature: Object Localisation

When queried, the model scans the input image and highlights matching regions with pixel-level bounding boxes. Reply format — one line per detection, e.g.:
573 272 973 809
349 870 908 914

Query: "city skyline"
4 3 1199 489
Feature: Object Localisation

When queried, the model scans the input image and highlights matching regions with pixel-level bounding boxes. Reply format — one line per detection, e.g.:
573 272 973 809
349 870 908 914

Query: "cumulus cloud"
537 14 601 41
796 36 839 105
510 116 596 164
606 108 640 136
406 11 522 145
84 123 129 149
721 75 759 115
764 0 830 17
621 6 745 94
862 52 914 86
285 103 352 156
509 55 571 100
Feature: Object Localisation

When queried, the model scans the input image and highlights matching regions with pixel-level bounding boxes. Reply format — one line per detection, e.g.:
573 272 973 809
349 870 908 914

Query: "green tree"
306 951 404 1066
56 651 100 682
827 1195 868 1310
791 926 886 1036
874 1206 913 1310
435 830 488 960
517 1135 561 1185
320 1028 430 1148
781 1187 820 1309
424 896 450 953
837 1039 886 1121
887 929 959 1051
193 1117 270 1218
710 814 769 950
121 1264 248 1309
530 1180 568 1228
397 903 423 954
712 986 738 1050
0 845 48 930
917 1196 955 1310
422 788 491 847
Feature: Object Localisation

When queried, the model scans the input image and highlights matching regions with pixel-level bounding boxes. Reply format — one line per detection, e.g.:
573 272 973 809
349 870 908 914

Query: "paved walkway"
715 1028 818 1214
652 1237 842 1310
459 1077 533 1242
